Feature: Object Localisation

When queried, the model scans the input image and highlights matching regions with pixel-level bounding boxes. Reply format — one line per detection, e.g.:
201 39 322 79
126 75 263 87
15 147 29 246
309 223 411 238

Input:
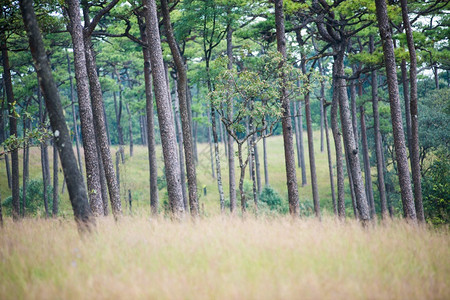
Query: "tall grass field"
1 135 449 299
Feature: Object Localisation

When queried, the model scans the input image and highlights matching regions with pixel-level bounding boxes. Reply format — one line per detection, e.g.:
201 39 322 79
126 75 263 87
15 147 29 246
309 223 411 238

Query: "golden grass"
1 215 449 299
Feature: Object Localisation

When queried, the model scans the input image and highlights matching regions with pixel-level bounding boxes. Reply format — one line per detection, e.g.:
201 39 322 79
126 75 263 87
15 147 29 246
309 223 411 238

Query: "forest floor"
0 215 449 299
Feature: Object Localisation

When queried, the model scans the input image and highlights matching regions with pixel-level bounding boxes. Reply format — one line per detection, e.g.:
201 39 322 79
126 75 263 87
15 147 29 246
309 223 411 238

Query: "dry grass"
1 215 448 300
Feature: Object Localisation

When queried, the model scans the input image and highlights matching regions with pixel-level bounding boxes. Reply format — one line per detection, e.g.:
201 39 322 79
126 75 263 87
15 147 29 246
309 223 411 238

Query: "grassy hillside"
0 132 353 217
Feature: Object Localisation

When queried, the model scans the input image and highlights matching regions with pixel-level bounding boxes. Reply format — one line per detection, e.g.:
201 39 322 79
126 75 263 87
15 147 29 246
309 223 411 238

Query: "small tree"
211 52 301 214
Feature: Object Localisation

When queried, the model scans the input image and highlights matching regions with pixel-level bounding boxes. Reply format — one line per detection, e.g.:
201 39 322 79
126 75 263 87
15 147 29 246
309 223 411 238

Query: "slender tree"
19 0 93 231
400 0 425 222
144 0 184 218
275 0 299 216
161 0 199 216
375 0 416 220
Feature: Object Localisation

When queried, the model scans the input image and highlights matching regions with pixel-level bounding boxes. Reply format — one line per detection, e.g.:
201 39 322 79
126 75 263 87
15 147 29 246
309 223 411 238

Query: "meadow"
1 135 449 299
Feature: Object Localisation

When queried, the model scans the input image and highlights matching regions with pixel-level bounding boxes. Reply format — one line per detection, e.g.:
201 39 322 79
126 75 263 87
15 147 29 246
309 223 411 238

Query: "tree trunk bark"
171 79 188 210
65 49 84 177
318 60 325 153
83 31 122 218
1 34 20 220
20 0 93 231
370 35 388 219
226 24 237 213
334 48 370 223
139 22 159 216
401 59 412 151
126 102 133 157
324 104 337 215
263 133 269 187
22 118 30 217
360 106 375 219
52 139 59 217
293 100 302 168
375 0 416 221
400 0 425 223
161 0 199 216
275 0 299 216
144 0 184 218
301 60 320 219
331 70 346 219
66 0 103 217
298 100 307 186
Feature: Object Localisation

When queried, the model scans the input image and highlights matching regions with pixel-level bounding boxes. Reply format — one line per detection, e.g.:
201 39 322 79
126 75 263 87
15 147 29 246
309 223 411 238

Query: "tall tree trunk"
375 0 416 220
144 0 184 217
275 0 299 216
293 100 302 168
112 69 125 162
208 112 215 179
39 93 50 218
350 76 359 144
401 59 412 151
20 0 93 231
1 33 20 220
360 106 375 218
65 49 83 177
226 24 237 213
298 95 307 186
171 79 188 210
22 118 30 217
301 62 320 219
318 60 325 153
370 35 388 219
83 25 122 218
96 139 109 216
324 104 337 215
263 133 269 187
125 103 133 157
141 37 159 216
52 139 59 217
400 0 425 223
66 0 103 217
331 72 346 219
0 101 12 189
161 0 199 216
254 138 262 195
334 48 370 223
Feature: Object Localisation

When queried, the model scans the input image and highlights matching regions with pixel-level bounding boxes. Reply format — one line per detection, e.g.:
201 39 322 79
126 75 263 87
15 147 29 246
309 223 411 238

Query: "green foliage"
422 159 450 225
259 185 283 211
2 179 54 217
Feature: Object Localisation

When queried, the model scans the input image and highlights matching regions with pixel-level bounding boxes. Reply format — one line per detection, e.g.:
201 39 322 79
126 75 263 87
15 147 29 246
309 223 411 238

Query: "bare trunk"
126 103 133 157
66 49 83 176
298 100 307 186
171 79 188 209
400 0 425 222
401 59 412 151
83 29 122 218
22 117 30 217
331 74 345 219
319 60 325 153
144 0 184 217
301 62 320 219
324 105 337 216
1 34 20 220
275 0 299 216
360 106 375 219
161 0 199 216
226 24 237 213
263 134 269 186
140 24 159 216
66 0 103 216
52 139 59 216
335 48 370 223
370 35 388 219
21 0 93 231
293 100 302 168
375 0 416 220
